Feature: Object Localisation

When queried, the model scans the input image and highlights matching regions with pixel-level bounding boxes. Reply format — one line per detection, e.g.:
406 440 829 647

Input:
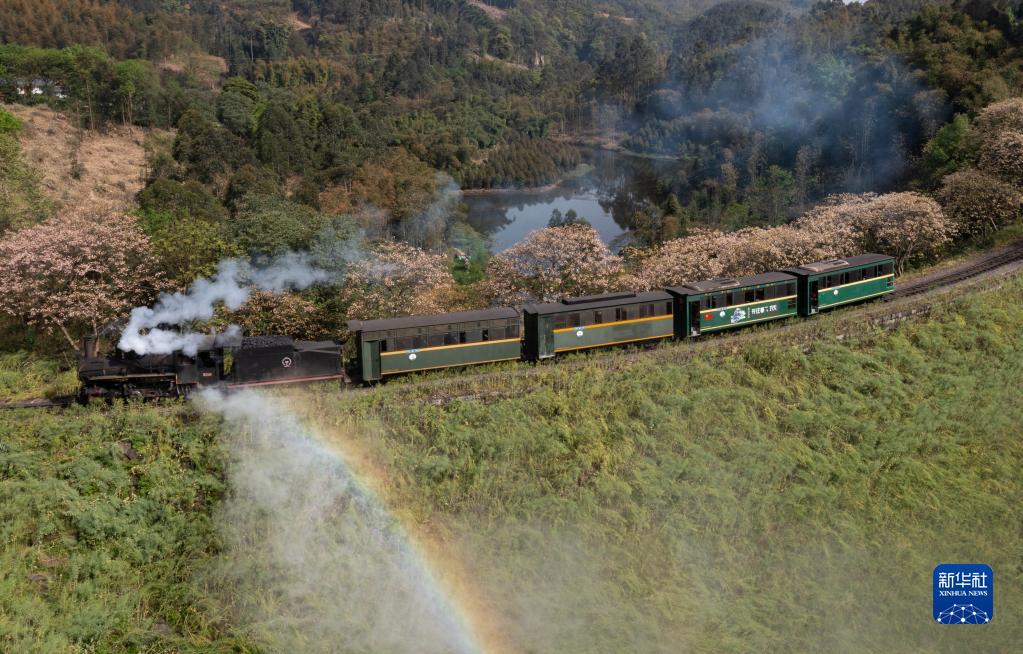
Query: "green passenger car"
347 308 522 381
782 253 895 316
522 291 675 361
666 272 799 337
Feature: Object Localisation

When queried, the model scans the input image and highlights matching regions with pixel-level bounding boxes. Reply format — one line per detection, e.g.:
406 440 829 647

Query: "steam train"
78 253 896 401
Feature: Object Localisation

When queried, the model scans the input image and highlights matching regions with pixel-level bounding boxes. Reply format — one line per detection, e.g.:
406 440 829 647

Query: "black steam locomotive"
77 335 344 402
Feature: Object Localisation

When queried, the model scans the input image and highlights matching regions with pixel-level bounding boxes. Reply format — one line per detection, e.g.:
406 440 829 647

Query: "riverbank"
461 163 594 196
555 132 679 162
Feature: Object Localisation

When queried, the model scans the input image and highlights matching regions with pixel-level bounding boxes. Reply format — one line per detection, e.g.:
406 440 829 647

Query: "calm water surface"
464 150 674 252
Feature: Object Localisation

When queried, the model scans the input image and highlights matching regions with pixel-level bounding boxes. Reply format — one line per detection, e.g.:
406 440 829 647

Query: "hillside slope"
285 276 1023 652
3 104 155 211
2 274 1021 652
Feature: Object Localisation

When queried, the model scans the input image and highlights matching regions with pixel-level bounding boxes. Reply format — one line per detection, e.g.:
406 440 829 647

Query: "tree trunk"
57 323 79 352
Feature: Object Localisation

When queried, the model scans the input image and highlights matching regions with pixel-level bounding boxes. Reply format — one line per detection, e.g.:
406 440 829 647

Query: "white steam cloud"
118 253 329 356
199 389 483 654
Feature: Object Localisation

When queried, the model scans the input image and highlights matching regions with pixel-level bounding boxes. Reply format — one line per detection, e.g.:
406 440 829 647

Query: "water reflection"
463 149 673 252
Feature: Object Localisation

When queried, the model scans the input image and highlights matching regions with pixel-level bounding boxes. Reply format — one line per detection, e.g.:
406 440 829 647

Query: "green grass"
0 351 79 401
2 276 1022 653
0 403 256 653
296 275 1023 653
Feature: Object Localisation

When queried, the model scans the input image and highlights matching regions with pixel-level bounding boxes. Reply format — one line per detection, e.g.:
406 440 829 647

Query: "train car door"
362 339 381 381
537 315 555 359
688 299 702 336
809 279 820 314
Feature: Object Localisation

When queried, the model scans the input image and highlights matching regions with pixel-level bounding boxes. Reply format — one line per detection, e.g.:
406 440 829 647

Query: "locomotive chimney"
81 336 97 358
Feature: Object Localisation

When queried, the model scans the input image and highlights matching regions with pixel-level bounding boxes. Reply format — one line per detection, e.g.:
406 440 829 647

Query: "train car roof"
782 253 892 275
523 290 672 315
347 307 520 333
665 271 796 296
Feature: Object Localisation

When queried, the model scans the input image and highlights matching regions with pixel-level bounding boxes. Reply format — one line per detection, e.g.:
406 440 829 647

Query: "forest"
2 0 1023 353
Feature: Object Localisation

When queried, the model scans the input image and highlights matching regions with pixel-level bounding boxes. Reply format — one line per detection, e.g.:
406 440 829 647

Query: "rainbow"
201 388 510 654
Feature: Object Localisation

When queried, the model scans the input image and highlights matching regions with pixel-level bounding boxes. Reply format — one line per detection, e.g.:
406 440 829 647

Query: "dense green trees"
228 193 331 257
460 138 581 188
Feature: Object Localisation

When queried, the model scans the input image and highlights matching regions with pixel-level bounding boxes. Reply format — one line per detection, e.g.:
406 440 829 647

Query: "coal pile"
241 336 294 349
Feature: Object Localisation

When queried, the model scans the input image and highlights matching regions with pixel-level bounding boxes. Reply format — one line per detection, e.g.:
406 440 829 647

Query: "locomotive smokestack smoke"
118 252 329 356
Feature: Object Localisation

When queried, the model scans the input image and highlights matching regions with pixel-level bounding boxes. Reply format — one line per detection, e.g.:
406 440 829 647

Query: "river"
463 149 676 252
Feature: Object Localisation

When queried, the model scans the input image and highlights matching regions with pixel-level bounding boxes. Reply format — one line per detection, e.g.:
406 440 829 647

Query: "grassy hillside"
2 275 1022 652
3 104 154 212
0 403 257 652
295 277 1023 652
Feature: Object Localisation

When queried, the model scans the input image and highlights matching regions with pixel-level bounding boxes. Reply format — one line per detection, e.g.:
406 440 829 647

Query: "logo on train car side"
408 352 418 361
750 303 780 317
730 308 747 324
281 357 293 368
934 564 993 624
575 329 584 337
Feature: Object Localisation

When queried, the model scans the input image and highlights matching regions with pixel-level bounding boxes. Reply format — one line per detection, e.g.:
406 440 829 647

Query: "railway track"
886 242 1023 300
4 242 1023 411
0 396 76 411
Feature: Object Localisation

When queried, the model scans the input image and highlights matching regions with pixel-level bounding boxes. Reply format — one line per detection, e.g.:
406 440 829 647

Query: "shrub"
229 193 330 257
221 291 326 340
0 106 22 134
978 130 1023 185
138 210 243 287
0 132 52 234
853 192 955 272
974 97 1023 141
937 168 1023 238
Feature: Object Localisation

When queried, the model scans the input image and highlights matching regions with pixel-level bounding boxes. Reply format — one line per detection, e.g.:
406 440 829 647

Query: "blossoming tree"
341 241 456 321
483 224 626 304
0 209 166 353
